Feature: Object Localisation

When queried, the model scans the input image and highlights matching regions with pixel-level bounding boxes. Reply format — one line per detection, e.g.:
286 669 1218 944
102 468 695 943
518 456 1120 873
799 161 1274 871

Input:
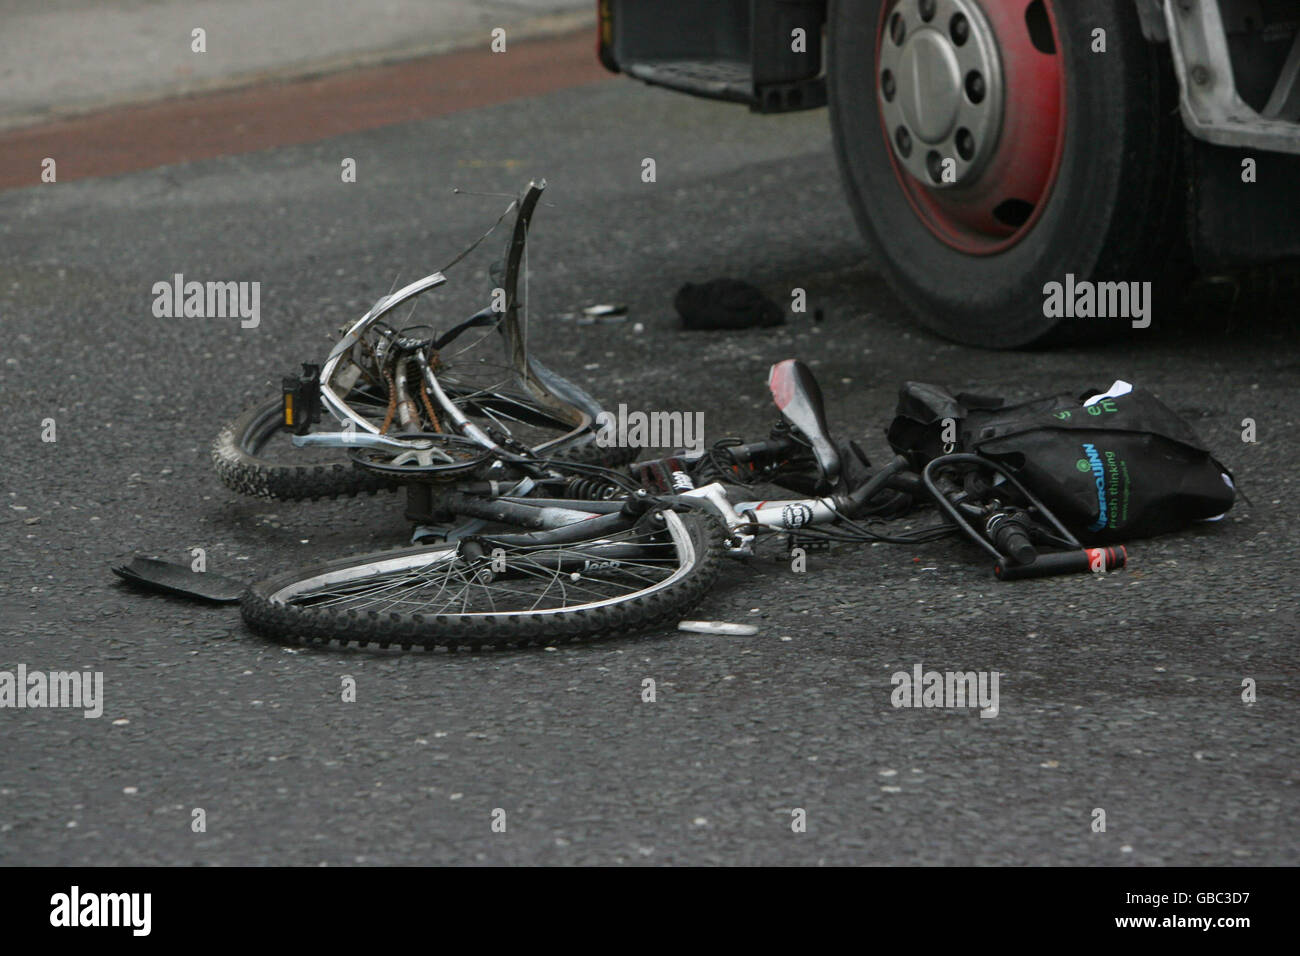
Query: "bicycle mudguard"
110 557 244 604
886 380 1237 545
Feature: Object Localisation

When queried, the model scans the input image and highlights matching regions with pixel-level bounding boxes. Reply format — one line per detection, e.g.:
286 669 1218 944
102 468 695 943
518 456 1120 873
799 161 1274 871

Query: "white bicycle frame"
680 482 844 556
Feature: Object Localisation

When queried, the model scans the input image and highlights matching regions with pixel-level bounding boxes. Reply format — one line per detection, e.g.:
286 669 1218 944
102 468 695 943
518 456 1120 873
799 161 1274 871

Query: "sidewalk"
0 0 594 131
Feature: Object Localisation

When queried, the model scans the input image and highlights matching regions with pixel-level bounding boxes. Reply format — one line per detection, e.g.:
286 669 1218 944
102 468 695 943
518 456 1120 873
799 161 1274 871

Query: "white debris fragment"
677 621 759 636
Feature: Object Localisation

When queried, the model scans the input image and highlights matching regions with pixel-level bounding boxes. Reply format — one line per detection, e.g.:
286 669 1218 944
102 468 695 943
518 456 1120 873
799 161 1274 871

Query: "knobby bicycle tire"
241 510 724 649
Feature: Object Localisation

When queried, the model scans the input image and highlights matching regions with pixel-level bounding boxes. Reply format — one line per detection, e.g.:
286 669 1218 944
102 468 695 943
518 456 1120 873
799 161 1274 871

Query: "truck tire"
828 0 1188 347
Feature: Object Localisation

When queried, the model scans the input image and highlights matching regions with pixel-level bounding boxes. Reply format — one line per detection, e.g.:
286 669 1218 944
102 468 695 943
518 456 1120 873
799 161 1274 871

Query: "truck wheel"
828 0 1187 347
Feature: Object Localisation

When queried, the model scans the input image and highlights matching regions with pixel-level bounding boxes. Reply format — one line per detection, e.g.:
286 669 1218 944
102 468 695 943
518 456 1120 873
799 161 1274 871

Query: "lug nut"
956 128 975 160
919 0 936 21
926 150 946 183
890 12 906 45
950 13 970 45
881 69 897 101
896 126 913 157
966 70 985 103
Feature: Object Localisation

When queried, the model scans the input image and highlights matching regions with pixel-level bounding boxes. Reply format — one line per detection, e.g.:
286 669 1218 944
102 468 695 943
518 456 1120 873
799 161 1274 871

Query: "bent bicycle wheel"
241 510 723 649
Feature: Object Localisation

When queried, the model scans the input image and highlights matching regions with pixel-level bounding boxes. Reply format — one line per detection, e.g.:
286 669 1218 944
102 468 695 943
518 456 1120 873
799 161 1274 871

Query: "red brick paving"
0 30 610 191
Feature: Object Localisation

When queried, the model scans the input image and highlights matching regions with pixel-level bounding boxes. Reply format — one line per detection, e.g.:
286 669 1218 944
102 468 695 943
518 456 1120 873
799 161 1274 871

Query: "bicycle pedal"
281 363 321 435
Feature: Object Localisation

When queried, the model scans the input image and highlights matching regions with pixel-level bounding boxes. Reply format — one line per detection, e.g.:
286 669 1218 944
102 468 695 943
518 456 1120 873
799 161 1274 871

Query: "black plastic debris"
674 279 783 330
111 557 244 604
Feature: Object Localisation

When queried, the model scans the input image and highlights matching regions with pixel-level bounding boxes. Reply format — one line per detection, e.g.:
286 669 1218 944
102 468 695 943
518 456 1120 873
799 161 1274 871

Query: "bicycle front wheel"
241 509 723 649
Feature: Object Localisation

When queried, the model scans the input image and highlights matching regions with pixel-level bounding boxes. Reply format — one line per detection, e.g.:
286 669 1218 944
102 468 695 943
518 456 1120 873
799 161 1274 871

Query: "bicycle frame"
421 479 848 558
680 483 841 555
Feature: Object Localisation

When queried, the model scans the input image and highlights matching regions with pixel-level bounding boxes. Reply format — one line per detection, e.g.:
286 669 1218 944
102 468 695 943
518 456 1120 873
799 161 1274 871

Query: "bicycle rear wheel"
241 509 723 649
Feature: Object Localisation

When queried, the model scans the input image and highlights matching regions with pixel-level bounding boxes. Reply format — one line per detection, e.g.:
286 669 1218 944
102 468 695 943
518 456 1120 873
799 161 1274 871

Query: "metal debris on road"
677 620 760 636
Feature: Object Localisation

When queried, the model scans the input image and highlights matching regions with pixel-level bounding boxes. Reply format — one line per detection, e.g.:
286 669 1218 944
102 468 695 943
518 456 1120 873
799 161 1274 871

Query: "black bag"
886 381 1236 545
674 279 784 330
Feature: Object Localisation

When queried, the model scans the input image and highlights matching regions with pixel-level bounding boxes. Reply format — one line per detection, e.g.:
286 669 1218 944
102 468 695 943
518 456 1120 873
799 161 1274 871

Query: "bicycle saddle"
768 359 841 486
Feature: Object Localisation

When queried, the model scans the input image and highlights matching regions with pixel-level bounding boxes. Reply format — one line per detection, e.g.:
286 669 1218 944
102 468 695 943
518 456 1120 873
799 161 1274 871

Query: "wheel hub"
897 30 963 143
879 0 1004 189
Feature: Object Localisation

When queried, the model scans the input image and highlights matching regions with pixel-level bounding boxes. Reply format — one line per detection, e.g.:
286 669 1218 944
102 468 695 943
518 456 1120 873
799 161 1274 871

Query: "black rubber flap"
111 557 243 604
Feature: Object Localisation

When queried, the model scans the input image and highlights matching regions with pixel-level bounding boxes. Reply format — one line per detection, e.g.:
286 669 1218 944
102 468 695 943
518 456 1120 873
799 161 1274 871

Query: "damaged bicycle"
206 181 1237 650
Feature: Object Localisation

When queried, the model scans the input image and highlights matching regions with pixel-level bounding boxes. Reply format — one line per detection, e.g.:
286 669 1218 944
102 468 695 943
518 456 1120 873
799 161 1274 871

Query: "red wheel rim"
875 0 1066 256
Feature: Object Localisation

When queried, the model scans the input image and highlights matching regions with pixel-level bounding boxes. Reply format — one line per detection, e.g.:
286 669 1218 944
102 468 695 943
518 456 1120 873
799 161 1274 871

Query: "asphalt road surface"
1 45 1297 866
